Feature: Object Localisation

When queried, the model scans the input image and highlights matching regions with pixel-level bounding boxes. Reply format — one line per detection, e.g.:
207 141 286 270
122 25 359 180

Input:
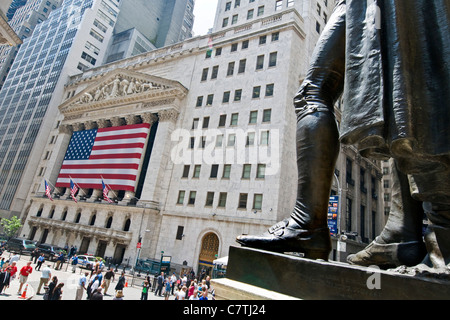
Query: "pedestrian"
17 261 32 294
75 272 89 300
9 261 17 282
154 272 164 296
46 276 58 301
31 248 39 263
141 280 150 300
51 282 64 300
86 271 102 299
170 272 177 295
199 290 208 300
102 268 115 295
70 254 78 273
175 286 187 300
36 254 45 271
55 252 64 270
90 287 103 300
189 290 199 300
37 264 52 295
164 278 171 300
0 258 5 269
0 266 12 294
113 290 124 300
114 271 126 292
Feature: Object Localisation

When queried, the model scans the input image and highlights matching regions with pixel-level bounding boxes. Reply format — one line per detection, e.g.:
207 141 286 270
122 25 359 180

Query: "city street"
0 252 171 301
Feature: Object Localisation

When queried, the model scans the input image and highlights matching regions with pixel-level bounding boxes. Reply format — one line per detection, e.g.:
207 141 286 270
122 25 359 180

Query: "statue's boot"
347 160 426 268
236 103 340 260
421 202 450 270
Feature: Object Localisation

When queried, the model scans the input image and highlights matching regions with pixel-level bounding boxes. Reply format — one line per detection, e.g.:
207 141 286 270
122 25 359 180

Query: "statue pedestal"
219 246 450 300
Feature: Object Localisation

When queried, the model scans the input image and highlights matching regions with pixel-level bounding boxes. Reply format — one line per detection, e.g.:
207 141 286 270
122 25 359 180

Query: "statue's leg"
236 1 346 260
236 106 339 259
347 160 426 268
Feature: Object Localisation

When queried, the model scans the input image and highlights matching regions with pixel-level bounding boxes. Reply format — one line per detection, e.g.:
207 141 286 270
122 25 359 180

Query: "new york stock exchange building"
20 4 385 275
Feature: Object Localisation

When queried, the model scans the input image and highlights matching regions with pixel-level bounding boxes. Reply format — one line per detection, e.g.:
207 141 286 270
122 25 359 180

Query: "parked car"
5 238 37 254
37 243 64 261
77 255 99 270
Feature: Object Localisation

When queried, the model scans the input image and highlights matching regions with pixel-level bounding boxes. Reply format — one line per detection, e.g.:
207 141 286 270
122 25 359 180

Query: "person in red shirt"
18 261 32 294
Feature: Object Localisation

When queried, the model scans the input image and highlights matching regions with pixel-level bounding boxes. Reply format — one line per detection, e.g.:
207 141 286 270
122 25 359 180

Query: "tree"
1 216 22 239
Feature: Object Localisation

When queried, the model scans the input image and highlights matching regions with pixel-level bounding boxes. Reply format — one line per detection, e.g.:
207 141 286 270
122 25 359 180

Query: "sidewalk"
0 252 169 301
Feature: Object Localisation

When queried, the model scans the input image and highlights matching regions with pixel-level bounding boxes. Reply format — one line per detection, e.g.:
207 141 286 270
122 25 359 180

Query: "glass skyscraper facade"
0 0 97 211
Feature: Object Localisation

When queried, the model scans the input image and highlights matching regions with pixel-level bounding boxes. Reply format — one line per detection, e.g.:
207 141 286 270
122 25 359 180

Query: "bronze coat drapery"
342 0 450 168
296 0 450 203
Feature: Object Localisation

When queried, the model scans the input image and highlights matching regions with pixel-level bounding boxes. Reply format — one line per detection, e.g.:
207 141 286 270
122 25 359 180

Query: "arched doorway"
197 232 219 278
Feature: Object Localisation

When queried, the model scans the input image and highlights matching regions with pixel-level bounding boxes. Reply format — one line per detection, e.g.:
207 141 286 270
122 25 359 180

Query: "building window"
242 164 251 179
182 165 190 178
239 193 248 209
252 86 261 98
205 192 214 206
238 59 246 73
201 68 208 81
222 91 230 103
230 113 239 125
275 0 283 11
196 96 203 107
177 191 185 204
246 132 255 146
222 164 231 178
211 66 219 79
219 114 227 127
265 83 274 96
218 193 227 207
262 109 272 122
193 165 201 178
253 194 263 210
188 191 197 205
260 131 270 145
210 165 219 178
227 62 235 76
228 134 236 146
234 89 242 102
176 226 184 240
269 52 278 67
249 110 258 124
256 164 266 179
256 55 264 70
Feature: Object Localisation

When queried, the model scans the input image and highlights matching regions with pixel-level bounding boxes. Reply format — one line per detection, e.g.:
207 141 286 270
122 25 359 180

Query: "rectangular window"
260 131 270 145
196 96 203 107
238 59 246 73
188 191 197 205
253 194 263 210
218 192 227 207
262 109 272 122
177 191 185 204
222 164 231 178
176 226 184 240
211 66 219 79
205 192 214 206
182 165 190 178
219 114 227 127
210 164 219 178
227 62 235 76
239 193 248 209
216 134 224 147
265 83 274 96
256 164 266 179
222 91 230 103
234 89 242 101
249 110 258 124
246 132 255 146
242 164 251 179
193 165 201 178
201 68 208 81
230 113 239 125
256 55 264 70
252 86 261 98
228 134 236 146
269 52 277 67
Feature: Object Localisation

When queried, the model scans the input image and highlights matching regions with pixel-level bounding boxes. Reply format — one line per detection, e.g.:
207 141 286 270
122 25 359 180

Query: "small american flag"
102 180 113 203
56 123 151 191
45 180 53 201
70 179 79 203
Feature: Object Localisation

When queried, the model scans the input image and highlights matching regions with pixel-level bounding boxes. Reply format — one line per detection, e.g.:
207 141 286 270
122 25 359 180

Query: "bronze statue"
237 0 450 271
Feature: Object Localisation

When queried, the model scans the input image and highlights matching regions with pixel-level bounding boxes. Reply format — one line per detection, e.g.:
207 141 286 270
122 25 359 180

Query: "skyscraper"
0 0 63 90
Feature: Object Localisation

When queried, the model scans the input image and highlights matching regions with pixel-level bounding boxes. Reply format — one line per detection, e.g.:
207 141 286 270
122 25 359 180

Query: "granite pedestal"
221 246 450 300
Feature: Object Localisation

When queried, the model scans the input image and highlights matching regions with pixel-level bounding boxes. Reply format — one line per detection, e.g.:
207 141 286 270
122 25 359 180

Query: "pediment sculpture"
77 74 169 104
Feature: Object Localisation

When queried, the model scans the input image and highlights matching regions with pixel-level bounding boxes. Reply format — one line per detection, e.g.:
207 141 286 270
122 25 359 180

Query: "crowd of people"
1 245 216 300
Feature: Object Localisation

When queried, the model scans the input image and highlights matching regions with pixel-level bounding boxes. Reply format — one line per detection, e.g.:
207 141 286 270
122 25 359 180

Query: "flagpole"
100 175 118 198
69 176 87 196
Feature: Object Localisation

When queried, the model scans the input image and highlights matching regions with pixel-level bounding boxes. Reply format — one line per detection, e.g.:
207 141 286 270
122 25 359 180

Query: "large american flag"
56 123 151 191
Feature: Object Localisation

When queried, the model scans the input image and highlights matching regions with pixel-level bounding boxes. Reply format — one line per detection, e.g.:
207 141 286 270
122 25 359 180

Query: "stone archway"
197 232 219 278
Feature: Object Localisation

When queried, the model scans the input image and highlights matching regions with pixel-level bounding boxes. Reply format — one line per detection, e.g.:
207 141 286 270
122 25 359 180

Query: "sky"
192 0 219 36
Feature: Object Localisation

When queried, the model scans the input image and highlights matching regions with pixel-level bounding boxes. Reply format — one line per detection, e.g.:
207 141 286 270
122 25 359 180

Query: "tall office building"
0 0 120 218
17 0 384 274
0 0 63 90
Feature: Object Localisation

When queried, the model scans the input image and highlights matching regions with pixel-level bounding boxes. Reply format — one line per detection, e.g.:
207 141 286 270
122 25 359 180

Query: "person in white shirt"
37 264 52 294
